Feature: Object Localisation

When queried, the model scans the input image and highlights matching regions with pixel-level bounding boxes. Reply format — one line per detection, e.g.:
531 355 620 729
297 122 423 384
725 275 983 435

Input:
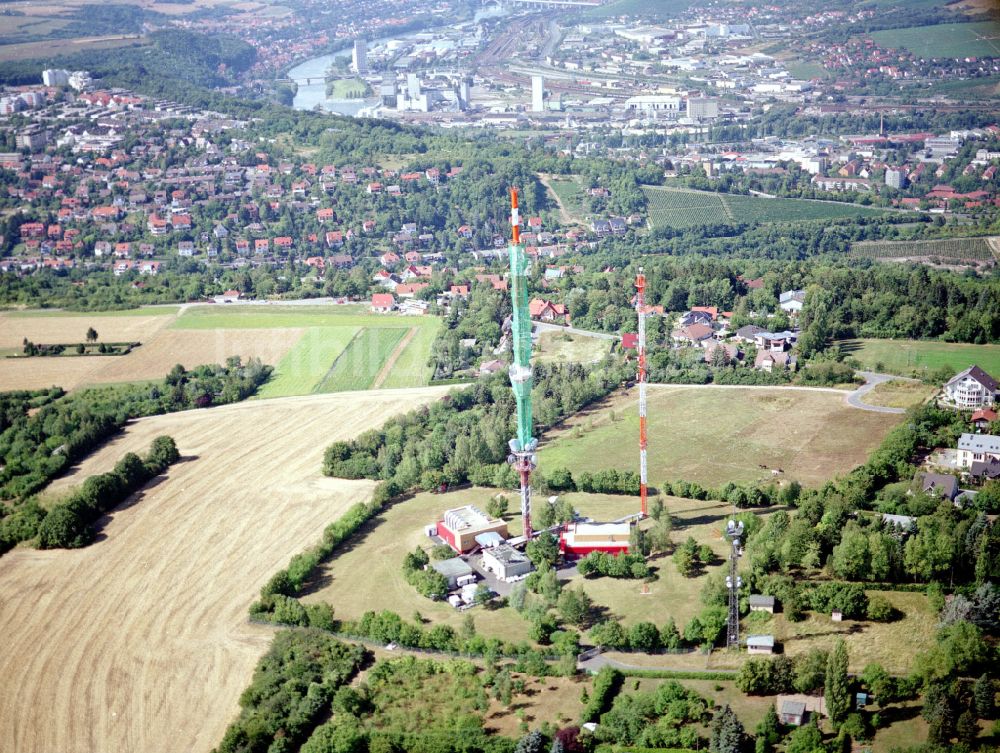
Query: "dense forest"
323 361 632 490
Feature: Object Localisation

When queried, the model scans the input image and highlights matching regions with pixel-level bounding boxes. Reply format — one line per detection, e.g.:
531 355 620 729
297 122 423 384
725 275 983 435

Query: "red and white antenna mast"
636 267 648 518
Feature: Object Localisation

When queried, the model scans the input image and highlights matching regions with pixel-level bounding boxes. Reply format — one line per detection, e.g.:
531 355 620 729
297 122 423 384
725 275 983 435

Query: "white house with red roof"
371 293 396 313
529 298 569 324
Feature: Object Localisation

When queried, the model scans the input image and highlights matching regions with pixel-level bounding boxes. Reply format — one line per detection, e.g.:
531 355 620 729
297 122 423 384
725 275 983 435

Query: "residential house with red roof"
529 298 569 324
371 293 396 313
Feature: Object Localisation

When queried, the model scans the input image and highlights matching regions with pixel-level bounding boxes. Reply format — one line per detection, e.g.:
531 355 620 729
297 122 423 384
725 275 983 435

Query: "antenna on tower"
506 187 536 541
636 267 648 519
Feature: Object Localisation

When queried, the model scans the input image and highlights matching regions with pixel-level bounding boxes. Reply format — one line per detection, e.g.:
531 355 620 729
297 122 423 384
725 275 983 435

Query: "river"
288 4 508 115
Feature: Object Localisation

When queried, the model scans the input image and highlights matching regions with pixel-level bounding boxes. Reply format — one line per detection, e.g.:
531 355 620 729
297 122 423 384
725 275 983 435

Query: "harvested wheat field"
0 310 176 349
89 328 304 383
0 354 111 390
0 386 449 753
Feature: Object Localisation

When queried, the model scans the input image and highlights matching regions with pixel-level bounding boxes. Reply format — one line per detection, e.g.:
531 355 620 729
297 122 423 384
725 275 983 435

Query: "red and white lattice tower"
636 268 648 518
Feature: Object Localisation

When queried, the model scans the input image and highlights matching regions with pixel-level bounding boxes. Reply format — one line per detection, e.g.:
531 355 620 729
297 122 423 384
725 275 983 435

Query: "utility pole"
506 187 537 541
724 519 744 650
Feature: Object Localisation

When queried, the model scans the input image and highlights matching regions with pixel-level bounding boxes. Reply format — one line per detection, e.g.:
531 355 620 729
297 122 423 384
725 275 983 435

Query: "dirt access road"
0 386 449 753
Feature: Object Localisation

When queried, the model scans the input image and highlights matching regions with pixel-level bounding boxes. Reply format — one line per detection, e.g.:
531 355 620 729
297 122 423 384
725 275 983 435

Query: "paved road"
578 652 737 675
846 371 920 414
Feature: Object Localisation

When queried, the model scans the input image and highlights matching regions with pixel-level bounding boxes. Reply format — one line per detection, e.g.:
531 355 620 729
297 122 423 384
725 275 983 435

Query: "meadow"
534 330 612 365
541 174 588 225
541 385 901 489
300 487 736 642
840 338 1000 378
870 21 1000 58
315 327 409 392
642 186 888 229
864 380 936 410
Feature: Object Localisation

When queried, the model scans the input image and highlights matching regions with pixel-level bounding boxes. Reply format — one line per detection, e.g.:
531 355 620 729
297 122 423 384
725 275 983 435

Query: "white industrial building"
482 544 534 581
531 75 545 112
624 95 682 117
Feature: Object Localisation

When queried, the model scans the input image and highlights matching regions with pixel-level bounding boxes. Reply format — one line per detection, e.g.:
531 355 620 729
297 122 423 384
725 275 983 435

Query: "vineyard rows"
643 186 887 229
850 236 999 261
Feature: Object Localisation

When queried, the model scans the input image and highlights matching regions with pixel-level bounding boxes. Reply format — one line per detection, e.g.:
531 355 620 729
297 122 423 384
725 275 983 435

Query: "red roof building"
371 293 396 312
560 522 631 556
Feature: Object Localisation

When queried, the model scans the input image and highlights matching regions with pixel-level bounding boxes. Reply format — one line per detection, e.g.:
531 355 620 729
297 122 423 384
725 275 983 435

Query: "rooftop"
747 635 775 648
431 558 474 578
958 433 1000 454
948 365 999 392
442 505 496 531
485 543 529 566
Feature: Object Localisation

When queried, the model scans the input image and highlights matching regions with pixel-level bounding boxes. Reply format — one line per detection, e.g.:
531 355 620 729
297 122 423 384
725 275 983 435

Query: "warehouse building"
437 505 508 553
560 521 630 556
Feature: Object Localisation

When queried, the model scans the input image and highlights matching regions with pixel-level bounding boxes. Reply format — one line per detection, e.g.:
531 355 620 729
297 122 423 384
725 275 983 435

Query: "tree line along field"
850 236 999 262
840 338 1000 378
0 386 451 753
869 21 1000 58
642 186 889 229
0 304 441 395
542 385 902 489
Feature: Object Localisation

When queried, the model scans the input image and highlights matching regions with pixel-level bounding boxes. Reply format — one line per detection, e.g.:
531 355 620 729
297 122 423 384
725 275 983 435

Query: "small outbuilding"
746 635 775 655
832 610 843 622
779 700 806 726
482 544 534 581
748 594 775 613
431 557 475 589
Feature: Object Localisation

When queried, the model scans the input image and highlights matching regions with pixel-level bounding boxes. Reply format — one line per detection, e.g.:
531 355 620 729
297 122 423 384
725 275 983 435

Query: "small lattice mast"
507 187 537 540
636 268 648 518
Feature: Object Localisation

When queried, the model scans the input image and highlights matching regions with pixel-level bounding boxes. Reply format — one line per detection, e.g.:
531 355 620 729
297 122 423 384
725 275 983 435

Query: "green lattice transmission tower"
506 187 536 540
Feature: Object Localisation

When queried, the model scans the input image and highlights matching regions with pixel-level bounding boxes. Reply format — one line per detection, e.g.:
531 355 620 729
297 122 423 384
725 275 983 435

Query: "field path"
372 326 418 389
0 387 450 753
537 173 579 226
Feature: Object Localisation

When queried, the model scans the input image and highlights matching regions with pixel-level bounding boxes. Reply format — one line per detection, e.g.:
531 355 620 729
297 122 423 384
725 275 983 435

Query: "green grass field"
763 591 937 674
301 486 535 644
327 77 371 99
172 305 439 397
256 326 360 398
316 327 408 392
870 21 1000 58
542 385 901 489
865 380 936 409
785 61 830 80
841 338 1000 378
543 175 588 224
534 330 612 365
642 186 888 229
380 320 441 389
171 304 409 330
